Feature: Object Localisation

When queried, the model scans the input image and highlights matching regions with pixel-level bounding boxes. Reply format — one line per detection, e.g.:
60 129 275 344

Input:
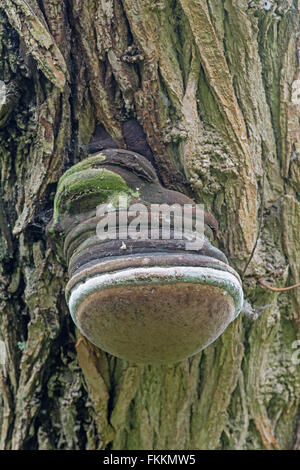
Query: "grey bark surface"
0 0 299 450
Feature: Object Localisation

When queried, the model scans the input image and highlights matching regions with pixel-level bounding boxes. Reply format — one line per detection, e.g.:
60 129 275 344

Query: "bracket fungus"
49 149 243 364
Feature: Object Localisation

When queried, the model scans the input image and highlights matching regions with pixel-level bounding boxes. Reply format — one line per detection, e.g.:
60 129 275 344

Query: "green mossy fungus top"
52 153 133 227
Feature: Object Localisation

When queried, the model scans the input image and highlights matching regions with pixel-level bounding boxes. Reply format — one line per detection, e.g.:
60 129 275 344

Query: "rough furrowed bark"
0 0 299 450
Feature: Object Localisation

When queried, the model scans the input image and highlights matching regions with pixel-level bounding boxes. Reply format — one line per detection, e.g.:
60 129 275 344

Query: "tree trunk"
0 0 299 450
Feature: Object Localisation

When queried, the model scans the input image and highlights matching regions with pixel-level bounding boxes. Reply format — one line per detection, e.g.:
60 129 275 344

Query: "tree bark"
0 0 299 450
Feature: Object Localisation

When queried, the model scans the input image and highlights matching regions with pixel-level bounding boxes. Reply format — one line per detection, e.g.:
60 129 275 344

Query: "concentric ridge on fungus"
50 148 244 364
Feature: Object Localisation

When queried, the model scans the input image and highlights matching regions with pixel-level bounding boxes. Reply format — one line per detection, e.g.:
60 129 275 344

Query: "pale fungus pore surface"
67 266 243 364
68 266 243 321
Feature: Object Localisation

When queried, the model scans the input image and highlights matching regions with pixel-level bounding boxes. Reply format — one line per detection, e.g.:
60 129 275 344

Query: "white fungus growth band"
68 266 244 323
